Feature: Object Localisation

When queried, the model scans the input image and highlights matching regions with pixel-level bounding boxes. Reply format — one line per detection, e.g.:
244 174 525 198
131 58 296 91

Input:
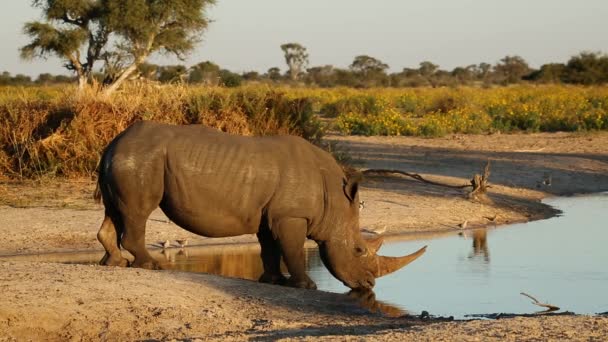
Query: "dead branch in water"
520 292 560 312
363 161 492 201
465 311 574 319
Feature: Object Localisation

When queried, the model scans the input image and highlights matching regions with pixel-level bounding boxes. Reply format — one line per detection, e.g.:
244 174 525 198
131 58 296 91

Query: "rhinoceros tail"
93 182 102 204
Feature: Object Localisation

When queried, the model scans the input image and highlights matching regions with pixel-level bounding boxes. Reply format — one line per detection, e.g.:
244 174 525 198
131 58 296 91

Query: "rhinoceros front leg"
257 227 287 285
273 218 317 290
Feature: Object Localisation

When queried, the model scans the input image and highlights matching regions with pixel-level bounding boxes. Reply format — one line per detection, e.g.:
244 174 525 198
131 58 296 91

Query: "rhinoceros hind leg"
120 215 162 270
97 215 129 267
273 218 317 290
257 226 287 285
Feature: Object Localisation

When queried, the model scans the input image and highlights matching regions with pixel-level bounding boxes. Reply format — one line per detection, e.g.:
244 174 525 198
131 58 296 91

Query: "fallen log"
361 169 470 189
362 161 492 201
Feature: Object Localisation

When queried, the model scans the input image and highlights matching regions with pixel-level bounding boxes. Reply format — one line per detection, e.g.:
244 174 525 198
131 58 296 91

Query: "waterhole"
4 194 607 318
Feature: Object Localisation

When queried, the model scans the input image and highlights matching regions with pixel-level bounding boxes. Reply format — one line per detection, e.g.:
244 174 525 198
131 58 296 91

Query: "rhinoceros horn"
373 246 427 278
364 235 384 254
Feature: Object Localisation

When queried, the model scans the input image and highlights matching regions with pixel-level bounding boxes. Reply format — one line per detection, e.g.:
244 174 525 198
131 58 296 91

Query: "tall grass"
0 83 322 179
2 83 607 179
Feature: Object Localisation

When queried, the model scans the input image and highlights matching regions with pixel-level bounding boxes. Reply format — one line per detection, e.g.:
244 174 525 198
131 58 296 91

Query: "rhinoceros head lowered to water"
315 174 427 290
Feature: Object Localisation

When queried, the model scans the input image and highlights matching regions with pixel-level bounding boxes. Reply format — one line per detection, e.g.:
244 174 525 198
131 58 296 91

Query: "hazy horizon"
1 0 607 77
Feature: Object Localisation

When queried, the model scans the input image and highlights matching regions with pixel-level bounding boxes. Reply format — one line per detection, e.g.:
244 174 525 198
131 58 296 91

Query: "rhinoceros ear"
343 174 362 203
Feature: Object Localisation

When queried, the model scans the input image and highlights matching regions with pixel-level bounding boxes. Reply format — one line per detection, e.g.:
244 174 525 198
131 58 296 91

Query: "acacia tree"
101 0 215 94
21 0 215 94
21 0 108 89
476 62 492 82
280 43 308 81
188 61 220 84
350 55 389 75
563 52 608 85
494 55 531 84
418 61 439 87
350 55 389 87
266 67 282 81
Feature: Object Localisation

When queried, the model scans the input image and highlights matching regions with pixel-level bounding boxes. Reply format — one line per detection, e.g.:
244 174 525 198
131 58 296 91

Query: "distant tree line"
16 0 608 92
0 71 76 86
5 49 608 88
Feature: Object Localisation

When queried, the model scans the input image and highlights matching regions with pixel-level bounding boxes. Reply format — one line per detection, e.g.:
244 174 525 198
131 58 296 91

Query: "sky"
1 0 607 77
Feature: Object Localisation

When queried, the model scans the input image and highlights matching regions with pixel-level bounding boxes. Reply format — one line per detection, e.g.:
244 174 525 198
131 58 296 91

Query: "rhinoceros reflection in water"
155 246 408 317
156 246 266 281
346 290 409 317
154 245 357 283
95 122 426 290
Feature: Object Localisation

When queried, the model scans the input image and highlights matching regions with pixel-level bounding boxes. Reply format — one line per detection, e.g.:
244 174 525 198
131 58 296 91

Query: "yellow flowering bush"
331 85 608 136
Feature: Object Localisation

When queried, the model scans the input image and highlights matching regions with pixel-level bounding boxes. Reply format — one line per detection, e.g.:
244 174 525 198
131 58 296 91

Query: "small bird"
537 173 552 188
457 220 468 229
359 200 366 210
542 174 552 186
484 214 497 222
160 240 171 249
175 239 189 249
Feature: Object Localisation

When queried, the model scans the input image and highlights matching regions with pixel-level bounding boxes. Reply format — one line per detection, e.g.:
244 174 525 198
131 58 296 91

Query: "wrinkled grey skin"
96 121 423 290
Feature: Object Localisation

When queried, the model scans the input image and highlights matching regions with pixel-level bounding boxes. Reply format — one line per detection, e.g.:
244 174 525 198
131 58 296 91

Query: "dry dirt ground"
1 132 608 341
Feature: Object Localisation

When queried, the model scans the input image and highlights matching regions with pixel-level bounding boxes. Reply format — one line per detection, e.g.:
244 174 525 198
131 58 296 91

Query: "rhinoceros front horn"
373 246 427 278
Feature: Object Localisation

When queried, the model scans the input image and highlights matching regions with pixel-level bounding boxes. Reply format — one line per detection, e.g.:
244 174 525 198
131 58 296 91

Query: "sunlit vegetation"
1 84 607 179
330 86 608 136
0 84 321 179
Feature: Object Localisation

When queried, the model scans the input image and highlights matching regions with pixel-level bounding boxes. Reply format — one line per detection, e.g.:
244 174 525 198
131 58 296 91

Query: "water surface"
4 194 607 318
162 193 608 318
357 193 608 317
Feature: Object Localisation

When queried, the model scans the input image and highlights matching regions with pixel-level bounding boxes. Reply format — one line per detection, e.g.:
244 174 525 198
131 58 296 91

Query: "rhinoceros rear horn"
373 246 427 278
364 235 384 255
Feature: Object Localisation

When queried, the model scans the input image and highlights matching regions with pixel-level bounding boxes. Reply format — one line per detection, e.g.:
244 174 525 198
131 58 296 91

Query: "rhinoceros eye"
354 246 367 257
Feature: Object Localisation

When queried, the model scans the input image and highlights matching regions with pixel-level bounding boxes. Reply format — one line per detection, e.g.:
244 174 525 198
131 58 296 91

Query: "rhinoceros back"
99 121 330 238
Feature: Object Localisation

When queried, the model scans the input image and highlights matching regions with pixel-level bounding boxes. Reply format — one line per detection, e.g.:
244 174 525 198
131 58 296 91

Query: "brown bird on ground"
160 240 171 249
175 239 189 249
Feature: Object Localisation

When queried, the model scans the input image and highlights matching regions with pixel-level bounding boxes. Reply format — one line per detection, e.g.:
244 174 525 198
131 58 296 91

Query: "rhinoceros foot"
259 272 288 285
130 259 163 270
287 276 317 290
99 252 129 268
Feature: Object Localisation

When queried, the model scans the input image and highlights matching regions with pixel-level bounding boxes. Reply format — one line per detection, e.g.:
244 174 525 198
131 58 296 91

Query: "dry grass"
0 83 322 179
2 83 607 180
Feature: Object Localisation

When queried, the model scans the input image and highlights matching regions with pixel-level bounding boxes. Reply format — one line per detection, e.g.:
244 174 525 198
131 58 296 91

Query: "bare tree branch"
520 292 560 312
362 169 471 189
469 161 491 200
